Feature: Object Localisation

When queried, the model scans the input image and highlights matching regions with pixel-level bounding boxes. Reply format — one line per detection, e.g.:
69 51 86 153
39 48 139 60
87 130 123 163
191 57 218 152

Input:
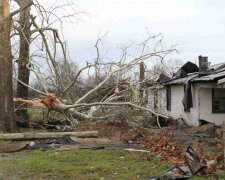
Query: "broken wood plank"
70 137 121 146
0 131 98 140
0 141 29 153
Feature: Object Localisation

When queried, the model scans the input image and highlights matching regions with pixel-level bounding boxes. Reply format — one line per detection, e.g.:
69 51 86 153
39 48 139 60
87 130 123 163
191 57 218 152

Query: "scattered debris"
0 141 29 153
126 133 143 144
185 123 215 135
0 121 223 177
139 130 185 165
124 148 150 153
70 137 119 146
31 120 72 130
148 166 192 180
27 136 77 150
185 145 204 175
148 145 204 179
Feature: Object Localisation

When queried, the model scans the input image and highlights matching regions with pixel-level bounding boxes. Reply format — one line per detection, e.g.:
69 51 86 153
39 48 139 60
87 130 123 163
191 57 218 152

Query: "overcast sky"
60 0 225 66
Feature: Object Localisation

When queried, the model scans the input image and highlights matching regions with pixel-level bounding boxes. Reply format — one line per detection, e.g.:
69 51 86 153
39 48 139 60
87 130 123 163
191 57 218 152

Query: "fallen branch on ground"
0 131 98 140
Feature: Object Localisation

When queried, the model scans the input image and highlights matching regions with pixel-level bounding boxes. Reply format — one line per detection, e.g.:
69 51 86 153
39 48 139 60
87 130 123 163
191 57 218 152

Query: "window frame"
212 88 225 113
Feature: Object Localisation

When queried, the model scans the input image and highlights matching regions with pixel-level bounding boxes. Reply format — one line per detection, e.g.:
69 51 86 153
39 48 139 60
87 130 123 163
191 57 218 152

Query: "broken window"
183 84 191 112
166 86 171 111
212 88 225 113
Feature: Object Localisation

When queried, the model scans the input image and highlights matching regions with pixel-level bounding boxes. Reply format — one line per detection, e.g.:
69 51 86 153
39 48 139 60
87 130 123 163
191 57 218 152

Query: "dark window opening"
212 88 225 113
183 84 190 112
166 86 171 111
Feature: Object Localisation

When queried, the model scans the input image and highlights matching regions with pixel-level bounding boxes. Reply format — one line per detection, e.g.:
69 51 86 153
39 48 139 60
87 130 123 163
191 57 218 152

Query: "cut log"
0 131 98 140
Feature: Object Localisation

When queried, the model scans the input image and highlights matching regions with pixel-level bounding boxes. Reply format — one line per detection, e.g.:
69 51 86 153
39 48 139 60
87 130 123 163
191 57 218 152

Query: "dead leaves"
139 131 185 165
77 122 224 174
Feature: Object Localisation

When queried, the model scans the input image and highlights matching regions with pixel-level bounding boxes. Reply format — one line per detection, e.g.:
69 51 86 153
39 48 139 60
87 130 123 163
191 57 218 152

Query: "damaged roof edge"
163 61 225 85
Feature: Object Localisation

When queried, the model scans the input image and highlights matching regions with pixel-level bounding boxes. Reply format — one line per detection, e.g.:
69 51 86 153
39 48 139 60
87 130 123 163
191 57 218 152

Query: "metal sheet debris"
148 145 205 180
185 145 204 175
148 166 192 180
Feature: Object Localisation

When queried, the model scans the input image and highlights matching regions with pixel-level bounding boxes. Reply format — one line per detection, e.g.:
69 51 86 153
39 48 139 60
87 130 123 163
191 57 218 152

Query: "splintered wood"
40 94 56 109
13 94 56 109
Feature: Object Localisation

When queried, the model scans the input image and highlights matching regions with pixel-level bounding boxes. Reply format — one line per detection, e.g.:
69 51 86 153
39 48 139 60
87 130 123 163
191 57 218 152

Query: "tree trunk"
0 0 16 132
139 61 145 98
0 131 98 140
16 0 31 127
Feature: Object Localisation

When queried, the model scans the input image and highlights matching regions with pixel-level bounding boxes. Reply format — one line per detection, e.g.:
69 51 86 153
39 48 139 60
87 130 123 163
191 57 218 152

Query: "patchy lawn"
0 149 171 179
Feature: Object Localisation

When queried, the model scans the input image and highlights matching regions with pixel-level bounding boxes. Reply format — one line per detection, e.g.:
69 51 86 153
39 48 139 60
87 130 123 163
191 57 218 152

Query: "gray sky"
61 0 225 66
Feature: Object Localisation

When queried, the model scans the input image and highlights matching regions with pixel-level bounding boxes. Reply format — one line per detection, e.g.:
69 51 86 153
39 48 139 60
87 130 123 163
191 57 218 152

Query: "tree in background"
14 0 32 127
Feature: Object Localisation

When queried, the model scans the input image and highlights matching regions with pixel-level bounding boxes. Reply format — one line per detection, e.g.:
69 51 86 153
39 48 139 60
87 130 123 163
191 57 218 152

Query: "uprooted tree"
14 32 175 126
1 0 176 133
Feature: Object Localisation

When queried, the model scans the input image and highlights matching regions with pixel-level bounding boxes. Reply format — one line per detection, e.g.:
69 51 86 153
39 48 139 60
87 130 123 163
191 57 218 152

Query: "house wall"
167 85 199 126
198 84 225 126
165 83 225 126
169 85 183 119
147 83 225 126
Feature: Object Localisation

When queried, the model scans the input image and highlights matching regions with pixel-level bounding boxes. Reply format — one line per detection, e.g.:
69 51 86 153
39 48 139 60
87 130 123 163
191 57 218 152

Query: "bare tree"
5 1 176 129
0 0 16 132
14 0 32 127
10 0 81 126
147 58 183 80
15 33 175 127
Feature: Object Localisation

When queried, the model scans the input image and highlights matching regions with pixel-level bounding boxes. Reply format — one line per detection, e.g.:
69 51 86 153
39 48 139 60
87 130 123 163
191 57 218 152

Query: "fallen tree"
0 131 98 140
11 3 175 128
13 33 174 128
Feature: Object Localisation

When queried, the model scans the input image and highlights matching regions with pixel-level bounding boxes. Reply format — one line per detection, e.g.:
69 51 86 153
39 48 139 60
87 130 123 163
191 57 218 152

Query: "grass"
0 149 171 179
191 172 225 180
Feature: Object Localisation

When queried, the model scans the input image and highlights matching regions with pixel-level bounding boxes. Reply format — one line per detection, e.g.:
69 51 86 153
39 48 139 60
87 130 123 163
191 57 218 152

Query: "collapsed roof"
165 61 225 85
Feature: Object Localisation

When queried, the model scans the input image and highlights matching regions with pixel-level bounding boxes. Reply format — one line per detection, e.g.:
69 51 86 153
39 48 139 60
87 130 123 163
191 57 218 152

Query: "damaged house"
146 56 225 126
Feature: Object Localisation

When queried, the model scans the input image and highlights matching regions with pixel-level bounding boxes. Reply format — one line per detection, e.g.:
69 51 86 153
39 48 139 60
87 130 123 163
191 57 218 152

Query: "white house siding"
165 83 225 126
169 85 184 119
147 83 225 126
198 83 225 126
159 84 197 126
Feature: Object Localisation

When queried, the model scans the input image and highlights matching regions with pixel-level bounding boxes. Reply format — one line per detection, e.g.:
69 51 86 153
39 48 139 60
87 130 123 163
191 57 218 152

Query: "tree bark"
0 131 98 140
0 0 16 132
139 61 145 98
15 0 31 127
